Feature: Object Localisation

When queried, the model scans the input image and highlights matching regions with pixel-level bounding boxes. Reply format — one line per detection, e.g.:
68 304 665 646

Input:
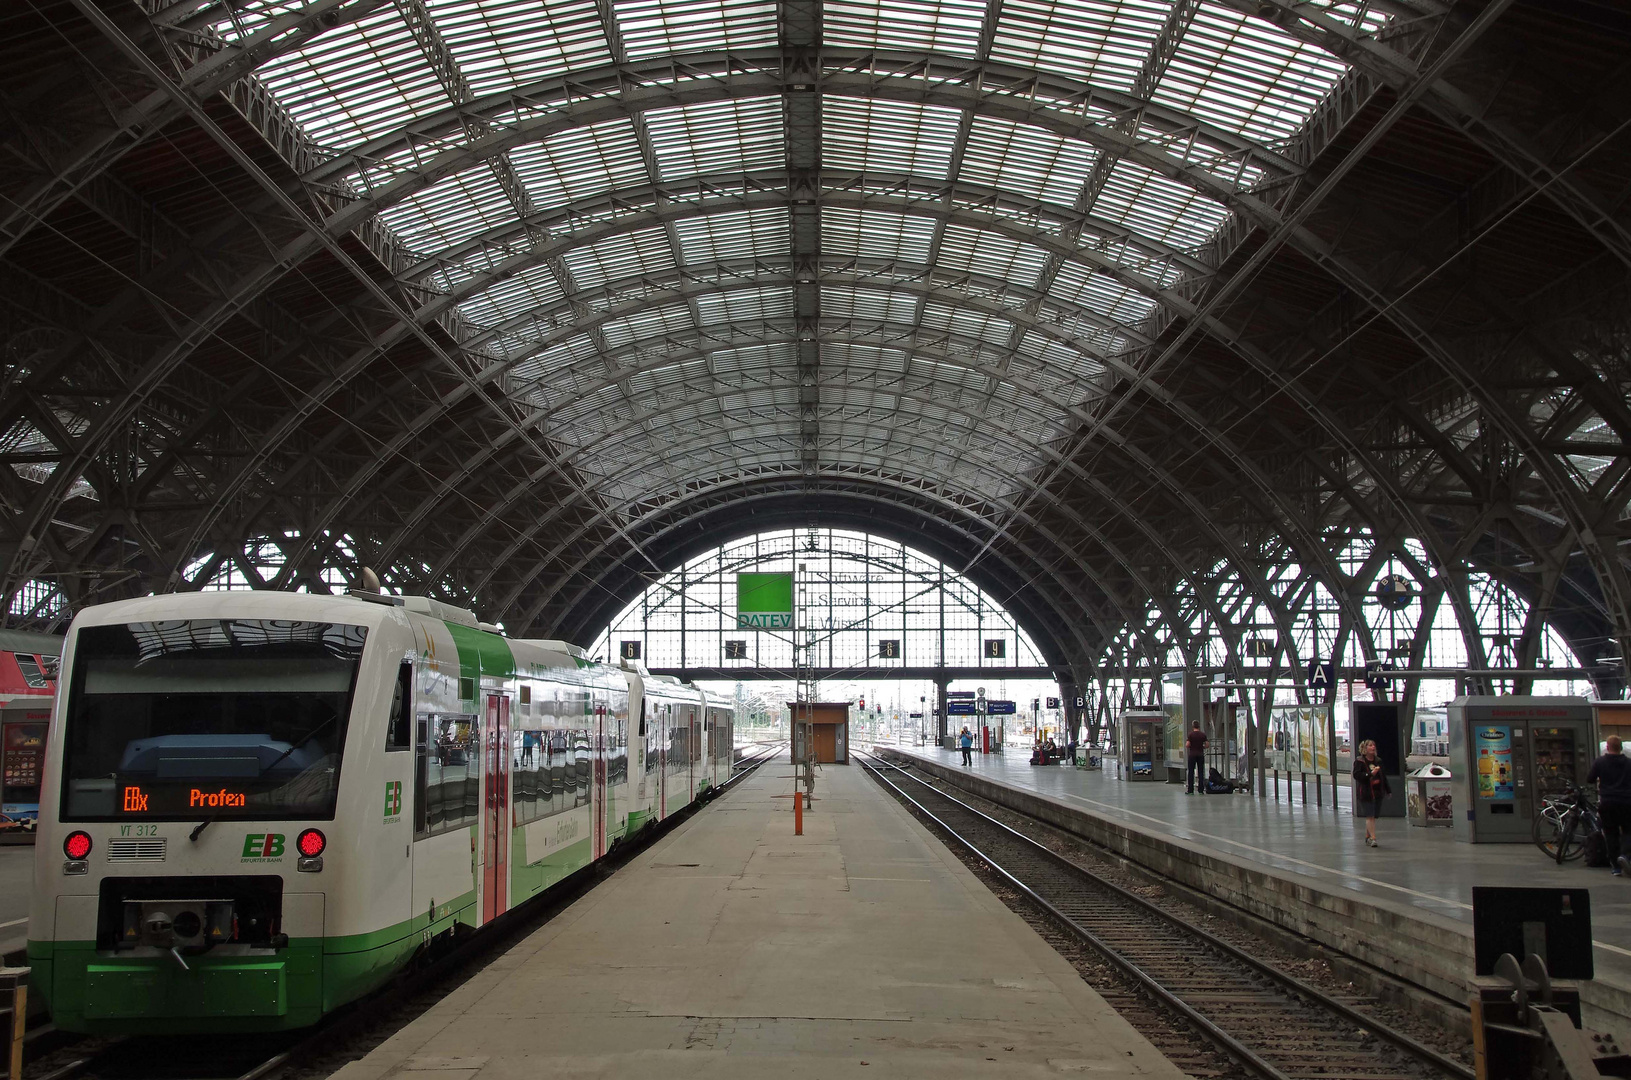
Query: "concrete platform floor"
892 745 1631 985
329 763 1187 1080
0 845 32 959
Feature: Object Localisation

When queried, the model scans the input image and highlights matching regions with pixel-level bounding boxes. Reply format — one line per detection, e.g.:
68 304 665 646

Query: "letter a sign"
1306 660 1335 690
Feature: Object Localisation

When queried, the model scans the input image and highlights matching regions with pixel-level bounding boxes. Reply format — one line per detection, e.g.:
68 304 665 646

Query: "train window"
458 677 475 703
638 699 646 738
386 663 412 751
415 712 479 840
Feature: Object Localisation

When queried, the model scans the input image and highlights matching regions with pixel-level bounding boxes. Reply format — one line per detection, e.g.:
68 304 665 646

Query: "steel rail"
856 751 1474 1080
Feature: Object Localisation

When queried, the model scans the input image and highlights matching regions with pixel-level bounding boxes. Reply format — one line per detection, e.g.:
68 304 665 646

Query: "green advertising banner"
736 572 794 629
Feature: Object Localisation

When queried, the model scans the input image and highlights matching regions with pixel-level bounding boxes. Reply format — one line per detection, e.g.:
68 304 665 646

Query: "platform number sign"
724 640 748 659
620 640 642 661
983 639 1005 659
878 639 900 658
1363 660 1394 691
1306 660 1335 690
1046 697 1060 709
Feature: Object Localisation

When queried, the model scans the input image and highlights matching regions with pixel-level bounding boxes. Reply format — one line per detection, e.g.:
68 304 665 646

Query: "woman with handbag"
1352 739 1390 847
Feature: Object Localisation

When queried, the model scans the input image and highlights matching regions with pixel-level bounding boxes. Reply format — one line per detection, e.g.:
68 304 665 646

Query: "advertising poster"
1162 702 1185 769
1313 708 1331 774
1298 709 1315 773
1475 726 1515 800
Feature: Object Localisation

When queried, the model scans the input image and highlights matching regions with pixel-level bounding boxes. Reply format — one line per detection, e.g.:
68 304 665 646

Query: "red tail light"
296 829 326 857
64 831 92 860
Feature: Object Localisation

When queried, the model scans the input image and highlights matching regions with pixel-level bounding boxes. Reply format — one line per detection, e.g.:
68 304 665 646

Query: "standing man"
1185 720 1208 794
958 726 975 766
1587 735 1631 875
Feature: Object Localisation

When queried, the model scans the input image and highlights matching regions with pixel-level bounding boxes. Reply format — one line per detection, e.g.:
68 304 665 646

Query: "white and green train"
27 589 732 1033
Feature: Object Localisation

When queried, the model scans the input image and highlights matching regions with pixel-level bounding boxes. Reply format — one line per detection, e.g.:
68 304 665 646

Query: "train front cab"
26 600 431 1034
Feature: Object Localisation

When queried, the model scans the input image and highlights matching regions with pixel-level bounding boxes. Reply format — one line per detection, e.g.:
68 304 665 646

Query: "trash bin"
1407 763 1453 827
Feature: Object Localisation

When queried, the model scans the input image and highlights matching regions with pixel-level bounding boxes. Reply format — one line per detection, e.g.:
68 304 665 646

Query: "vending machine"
1118 710 1165 780
1449 696 1596 843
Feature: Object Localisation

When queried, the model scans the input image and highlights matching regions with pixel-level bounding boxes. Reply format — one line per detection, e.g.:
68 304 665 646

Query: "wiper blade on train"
188 715 337 843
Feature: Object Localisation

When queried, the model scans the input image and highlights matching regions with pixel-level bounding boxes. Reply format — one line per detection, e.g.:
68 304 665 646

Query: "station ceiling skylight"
197 0 1388 513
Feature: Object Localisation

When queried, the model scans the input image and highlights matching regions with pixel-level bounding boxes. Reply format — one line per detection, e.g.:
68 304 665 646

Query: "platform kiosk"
1117 709 1165 780
1449 696 1595 843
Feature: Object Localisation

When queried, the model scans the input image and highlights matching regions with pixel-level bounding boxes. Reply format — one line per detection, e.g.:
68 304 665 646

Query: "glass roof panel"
612 0 779 59
600 300 698 349
694 286 797 324
673 208 791 263
820 207 937 264
823 99 964 180
379 167 518 254
429 0 614 97
935 223 1050 285
458 264 569 328
987 0 1169 92
1091 157 1230 250
507 120 652 208
251 6 445 150
561 226 679 289
824 0 987 56
1150 4 1351 145
822 285 922 324
645 98 786 180
1048 261 1158 326
957 116 1103 207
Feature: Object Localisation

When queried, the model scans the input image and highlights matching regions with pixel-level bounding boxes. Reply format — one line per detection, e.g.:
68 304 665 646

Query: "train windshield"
60 620 367 821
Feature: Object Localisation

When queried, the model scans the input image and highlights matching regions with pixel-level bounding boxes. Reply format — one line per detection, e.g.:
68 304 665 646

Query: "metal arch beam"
391 265 1389 639
0 0 390 259
473 388 1265 676
267 259 1428 668
537 484 1111 674
38 58 1383 580
514 474 1148 669
379 318 1341 663
1227 0 1631 269
397 171 1214 287
305 51 1303 192
238 183 1503 578
334 296 1363 629
53 0 664 622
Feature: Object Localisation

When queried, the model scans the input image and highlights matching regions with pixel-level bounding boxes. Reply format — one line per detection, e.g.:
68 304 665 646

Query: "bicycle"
1531 786 1599 863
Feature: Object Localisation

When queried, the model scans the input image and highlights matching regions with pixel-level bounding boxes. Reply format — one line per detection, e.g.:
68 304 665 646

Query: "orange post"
794 786 804 835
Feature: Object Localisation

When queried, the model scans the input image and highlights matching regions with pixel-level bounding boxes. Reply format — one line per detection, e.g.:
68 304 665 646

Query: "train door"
593 703 608 857
690 707 701 800
482 693 510 923
658 703 668 820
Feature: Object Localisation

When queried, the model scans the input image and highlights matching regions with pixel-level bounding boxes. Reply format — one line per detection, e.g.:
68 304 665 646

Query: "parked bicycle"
1532 785 1600 863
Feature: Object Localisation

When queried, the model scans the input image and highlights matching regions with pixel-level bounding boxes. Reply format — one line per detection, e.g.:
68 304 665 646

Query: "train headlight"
297 828 326 872
62 829 93 873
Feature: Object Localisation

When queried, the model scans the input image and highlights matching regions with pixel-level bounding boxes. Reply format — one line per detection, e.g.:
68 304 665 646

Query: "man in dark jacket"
1185 721 1208 794
1588 736 1631 875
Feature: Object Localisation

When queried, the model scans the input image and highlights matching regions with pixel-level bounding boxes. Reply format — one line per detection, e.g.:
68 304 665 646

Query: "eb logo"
384 780 403 819
242 833 285 859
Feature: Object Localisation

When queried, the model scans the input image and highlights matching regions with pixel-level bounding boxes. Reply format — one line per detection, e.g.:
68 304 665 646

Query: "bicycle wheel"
1556 810 1588 863
1533 807 1565 859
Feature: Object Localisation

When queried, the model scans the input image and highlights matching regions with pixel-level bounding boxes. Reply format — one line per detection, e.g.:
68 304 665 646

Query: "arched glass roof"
185 0 1387 511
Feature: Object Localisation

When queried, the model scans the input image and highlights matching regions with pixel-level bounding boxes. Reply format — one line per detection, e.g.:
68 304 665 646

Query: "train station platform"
0 845 31 964
328 763 1188 1080
882 744 1631 1029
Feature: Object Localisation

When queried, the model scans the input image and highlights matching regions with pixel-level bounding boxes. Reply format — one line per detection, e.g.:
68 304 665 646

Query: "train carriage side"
501 637 629 905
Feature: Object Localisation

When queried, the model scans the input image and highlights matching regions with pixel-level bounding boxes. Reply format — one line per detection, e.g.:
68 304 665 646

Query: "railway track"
857 752 1472 1080
25 744 784 1080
